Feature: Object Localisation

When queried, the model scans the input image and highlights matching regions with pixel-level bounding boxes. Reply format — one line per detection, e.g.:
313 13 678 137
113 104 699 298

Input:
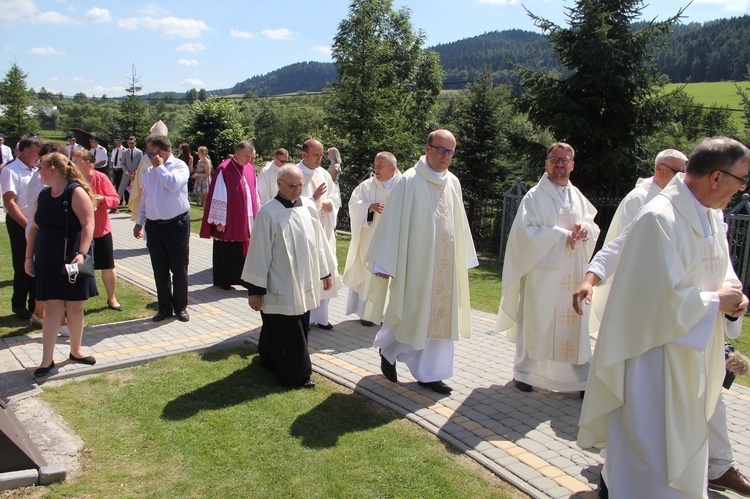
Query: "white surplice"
343 171 402 322
368 157 477 382
578 174 735 498
257 161 282 205
497 174 599 391
241 197 331 315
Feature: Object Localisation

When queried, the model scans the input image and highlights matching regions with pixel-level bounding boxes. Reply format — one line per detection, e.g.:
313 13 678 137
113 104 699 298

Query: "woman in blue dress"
25 152 98 377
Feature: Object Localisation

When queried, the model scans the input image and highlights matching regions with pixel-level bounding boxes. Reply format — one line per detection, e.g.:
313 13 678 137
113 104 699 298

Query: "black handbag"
61 184 95 282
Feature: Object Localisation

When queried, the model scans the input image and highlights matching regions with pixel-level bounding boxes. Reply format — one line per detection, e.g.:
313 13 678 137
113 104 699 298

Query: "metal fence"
727 193 750 296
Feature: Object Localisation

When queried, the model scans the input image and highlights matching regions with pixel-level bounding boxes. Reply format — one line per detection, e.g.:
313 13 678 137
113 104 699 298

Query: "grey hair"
375 151 397 168
654 149 688 169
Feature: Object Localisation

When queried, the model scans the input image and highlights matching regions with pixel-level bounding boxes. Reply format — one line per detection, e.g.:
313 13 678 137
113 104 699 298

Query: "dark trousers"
112 169 124 203
6 215 34 312
258 311 311 386
145 212 190 315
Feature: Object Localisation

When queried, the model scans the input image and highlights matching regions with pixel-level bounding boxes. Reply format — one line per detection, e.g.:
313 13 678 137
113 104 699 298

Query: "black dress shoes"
34 361 55 377
301 377 316 388
176 310 190 322
360 319 375 327
69 353 96 365
220 285 234 290
418 380 452 394
152 311 172 322
514 379 533 392
380 350 398 382
316 322 334 330
597 472 608 498
13 308 32 320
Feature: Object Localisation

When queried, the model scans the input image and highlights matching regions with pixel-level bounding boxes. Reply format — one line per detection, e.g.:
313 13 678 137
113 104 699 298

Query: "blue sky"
1 0 748 97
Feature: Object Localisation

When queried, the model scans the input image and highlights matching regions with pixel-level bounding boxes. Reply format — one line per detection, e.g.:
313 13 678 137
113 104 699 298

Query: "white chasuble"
497 174 599 391
367 157 477 351
241 198 331 316
343 171 402 321
298 162 341 300
578 175 732 498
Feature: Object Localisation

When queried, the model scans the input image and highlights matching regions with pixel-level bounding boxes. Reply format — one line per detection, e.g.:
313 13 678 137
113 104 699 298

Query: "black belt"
149 212 188 224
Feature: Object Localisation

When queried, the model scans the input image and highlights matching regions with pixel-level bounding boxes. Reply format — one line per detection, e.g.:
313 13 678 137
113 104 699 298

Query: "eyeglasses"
716 169 749 189
547 157 573 165
279 179 305 189
427 144 455 156
659 162 685 175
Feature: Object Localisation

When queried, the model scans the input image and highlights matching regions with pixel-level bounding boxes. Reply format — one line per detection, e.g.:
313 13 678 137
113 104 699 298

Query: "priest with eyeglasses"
497 142 599 396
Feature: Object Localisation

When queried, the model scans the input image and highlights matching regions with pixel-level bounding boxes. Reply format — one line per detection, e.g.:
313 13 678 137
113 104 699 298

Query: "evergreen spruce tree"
328 0 443 178
515 0 684 195
0 62 38 144
118 65 151 140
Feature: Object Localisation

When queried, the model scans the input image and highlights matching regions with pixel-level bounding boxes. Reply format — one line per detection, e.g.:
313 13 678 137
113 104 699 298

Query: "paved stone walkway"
2 212 750 498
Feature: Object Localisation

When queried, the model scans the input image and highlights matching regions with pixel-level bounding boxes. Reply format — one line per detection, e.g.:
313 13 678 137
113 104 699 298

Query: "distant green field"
664 80 747 109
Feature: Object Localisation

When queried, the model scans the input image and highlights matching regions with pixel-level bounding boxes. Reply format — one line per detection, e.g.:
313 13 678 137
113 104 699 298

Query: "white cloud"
311 45 331 56
182 78 204 86
478 0 517 4
139 3 169 16
85 7 111 22
262 28 294 40
33 11 77 24
28 46 66 56
49 77 60 81
178 58 198 66
0 0 35 27
88 85 125 96
694 0 750 11
230 28 254 39
72 76 92 83
176 42 206 53
118 16 209 38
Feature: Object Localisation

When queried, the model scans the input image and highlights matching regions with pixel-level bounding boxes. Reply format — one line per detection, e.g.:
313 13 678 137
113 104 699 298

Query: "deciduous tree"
328 0 443 178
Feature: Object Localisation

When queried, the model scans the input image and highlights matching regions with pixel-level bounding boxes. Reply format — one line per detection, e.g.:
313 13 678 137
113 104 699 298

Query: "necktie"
114 148 119 166
130 149 134 161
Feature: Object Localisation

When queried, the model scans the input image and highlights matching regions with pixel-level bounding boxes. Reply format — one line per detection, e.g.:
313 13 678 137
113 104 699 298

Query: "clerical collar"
381 175 397 189
685 182 714 237
424 161 447 179
298 162 317 175
546 176 570 203
275 192 302 208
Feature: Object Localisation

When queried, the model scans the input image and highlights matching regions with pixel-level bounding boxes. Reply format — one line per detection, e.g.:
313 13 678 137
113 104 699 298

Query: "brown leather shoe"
709 467 750 497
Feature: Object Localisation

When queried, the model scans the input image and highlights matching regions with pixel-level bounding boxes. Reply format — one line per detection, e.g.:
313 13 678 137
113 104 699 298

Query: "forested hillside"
149 14 750 99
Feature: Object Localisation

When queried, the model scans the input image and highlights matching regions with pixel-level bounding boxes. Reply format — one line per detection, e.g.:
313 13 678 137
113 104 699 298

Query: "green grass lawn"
38 345 520 498
0 224 155 339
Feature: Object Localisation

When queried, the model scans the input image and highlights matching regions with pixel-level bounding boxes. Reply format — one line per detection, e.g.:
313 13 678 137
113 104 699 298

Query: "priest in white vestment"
573 148 750 497
368 129 478 395
496 142 600 394
256 148 289 204
343 151 402 326
296 139 341 330
243 165 333 388
578 137 750 498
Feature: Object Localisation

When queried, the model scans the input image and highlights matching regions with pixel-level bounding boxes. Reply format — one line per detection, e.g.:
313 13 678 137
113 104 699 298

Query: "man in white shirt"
257 148 289 204
1 137 41 319
109 135 126 213
64 133 83 160
119 136 142 207
0 133 13 167
133 135 191 323
90 136 108 174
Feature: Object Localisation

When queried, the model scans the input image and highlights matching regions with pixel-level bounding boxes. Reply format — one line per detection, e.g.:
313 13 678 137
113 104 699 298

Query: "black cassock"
258 311 312 386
